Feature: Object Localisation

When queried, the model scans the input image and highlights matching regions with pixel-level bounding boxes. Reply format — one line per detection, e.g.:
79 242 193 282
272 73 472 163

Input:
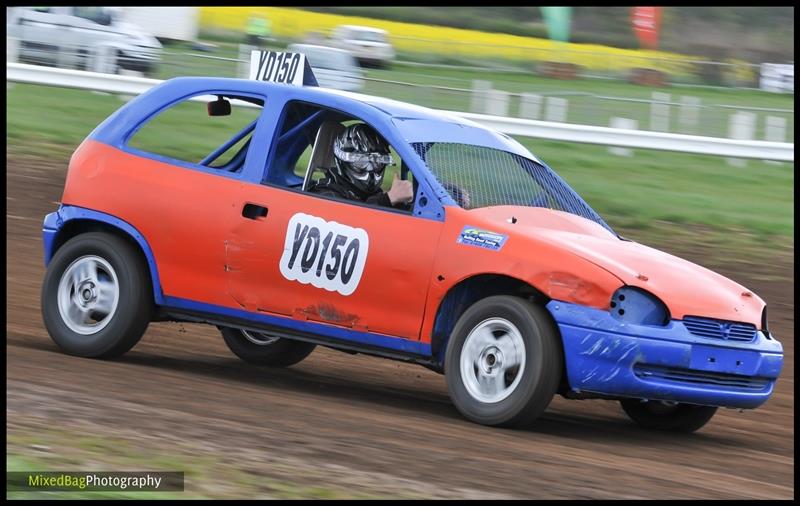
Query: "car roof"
92 76 536 161
287 43 353 56
338 24 387 33
300 86 533 158
325 88 468 122
157 76 475 124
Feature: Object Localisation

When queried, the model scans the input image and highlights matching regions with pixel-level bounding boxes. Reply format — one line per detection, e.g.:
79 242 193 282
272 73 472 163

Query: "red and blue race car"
40 53 783 431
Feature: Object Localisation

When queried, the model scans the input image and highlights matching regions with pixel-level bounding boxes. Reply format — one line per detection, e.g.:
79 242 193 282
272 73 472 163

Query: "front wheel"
444 295 563 428
620 399 717 432
220 327 315 367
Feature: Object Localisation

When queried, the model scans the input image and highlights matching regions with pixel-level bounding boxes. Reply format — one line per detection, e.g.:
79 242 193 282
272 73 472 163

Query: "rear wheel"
41 232 152 358
620 399 717 432
220 327 316 367
444 295 562 427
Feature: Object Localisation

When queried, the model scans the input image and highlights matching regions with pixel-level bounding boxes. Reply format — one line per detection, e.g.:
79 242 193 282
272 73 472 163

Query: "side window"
127 94 264 173
266 101 320 186
267 100 413 212
293 145 314 178
378 145 410 193
72 7 111 25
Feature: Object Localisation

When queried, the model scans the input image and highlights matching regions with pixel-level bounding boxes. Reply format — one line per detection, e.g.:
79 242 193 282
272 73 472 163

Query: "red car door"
225 184 443 340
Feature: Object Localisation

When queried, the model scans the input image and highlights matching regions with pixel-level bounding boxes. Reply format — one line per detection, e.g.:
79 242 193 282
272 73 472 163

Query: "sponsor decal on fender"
279 213 369 296
457 226 508 251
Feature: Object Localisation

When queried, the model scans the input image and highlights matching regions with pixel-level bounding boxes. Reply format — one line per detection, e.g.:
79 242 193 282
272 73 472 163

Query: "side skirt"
160 306 440 369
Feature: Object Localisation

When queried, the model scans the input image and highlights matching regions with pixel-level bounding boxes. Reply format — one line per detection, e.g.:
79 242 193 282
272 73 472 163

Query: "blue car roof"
90 77 537 161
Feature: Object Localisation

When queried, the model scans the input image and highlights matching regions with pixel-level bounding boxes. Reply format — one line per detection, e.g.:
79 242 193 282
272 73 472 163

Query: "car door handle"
242 203 268 220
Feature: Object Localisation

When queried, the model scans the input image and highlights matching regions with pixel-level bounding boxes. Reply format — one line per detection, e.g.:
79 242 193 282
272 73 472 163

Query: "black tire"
620 399 717 433
444 295 563 427
41 232 153 359
220 327 315 367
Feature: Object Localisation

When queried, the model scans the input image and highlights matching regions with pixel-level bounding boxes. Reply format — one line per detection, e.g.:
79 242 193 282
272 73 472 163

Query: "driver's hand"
387 174 414 206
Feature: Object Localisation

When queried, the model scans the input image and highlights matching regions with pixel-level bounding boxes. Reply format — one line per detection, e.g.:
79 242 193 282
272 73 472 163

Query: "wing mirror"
208 96 231 116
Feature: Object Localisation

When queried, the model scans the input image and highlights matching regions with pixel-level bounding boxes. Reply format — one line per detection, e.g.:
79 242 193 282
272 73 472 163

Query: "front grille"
682 316 757 342
633 364 771 391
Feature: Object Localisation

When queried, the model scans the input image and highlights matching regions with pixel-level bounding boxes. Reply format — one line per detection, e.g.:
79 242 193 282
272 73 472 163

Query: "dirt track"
6 155 795 499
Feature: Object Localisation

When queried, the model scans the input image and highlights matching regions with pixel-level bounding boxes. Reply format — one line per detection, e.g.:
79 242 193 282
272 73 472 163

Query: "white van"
287 43 364 92
330 25 395 69
7 6 162 75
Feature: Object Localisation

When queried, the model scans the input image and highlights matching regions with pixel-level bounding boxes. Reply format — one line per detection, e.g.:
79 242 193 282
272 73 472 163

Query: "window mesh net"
412 142 613 233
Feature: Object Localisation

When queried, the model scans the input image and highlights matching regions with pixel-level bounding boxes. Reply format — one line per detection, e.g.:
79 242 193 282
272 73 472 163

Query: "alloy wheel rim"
57 255 120 335
241 329 280 346
460 317 526 403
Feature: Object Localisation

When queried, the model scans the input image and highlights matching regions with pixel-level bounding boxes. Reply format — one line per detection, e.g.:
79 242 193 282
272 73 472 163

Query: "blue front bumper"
547 300 784 409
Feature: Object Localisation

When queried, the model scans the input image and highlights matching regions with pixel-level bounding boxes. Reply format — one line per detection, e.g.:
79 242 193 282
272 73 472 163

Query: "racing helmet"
333 123 394 194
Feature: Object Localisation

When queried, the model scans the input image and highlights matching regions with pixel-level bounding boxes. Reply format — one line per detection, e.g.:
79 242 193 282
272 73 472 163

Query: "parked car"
286 43 364 92
7 6 161 75
330 24 394 69
40 71 783 432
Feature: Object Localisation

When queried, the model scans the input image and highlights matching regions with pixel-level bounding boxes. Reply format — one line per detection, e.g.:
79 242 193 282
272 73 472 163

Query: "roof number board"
250 50 306 86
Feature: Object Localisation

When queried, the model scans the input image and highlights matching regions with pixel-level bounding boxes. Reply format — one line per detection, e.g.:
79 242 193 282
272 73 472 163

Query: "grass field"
7 82 793 259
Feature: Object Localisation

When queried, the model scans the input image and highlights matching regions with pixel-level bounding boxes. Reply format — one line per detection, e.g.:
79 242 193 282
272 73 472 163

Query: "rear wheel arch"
41 231 153 358
50 218 161 304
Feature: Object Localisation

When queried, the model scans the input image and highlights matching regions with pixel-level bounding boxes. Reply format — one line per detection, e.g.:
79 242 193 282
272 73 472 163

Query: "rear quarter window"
127 97 261 165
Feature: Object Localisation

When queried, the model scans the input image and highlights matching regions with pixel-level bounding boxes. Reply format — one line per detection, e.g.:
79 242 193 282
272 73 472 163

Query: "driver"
308 123 414 208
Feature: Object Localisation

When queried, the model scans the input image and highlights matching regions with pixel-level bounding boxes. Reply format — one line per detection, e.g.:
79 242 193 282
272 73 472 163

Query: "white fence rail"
7 62 794 162
9 61 161 95
455 112 793 161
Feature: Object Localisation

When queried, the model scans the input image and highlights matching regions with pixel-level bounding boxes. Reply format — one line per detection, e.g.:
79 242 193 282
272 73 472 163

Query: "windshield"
412 142 614 233
301 49 352 70
354 30 386 42
72 6 113 25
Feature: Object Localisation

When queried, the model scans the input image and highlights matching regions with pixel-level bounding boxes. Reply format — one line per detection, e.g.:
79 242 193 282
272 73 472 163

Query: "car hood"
470 206 764 325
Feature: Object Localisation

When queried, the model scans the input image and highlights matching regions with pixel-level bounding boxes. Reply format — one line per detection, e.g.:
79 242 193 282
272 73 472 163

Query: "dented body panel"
224 185 442 338
548 300 783 408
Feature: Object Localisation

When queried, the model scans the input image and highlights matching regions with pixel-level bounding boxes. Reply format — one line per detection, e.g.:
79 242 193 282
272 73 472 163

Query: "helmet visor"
334 144 394 173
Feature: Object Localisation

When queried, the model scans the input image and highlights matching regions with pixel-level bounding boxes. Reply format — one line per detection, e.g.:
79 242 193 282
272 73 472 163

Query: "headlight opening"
610 286 670 326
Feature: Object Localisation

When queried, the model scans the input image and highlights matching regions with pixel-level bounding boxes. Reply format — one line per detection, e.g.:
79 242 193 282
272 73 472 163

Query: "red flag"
631 7 662 50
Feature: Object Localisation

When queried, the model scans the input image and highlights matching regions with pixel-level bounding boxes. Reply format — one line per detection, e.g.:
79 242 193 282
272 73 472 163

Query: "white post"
608 117 638 157
7 36 19 90
764 116 787 165
678 96 701 134
470 79 492 114
727 111 757 167
650 92 671 132
238 44 255 79
7 36 19 63
545 97 568 123
484 89 510 117
519 93 543 120
55 42 71 70
91 43 117 74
